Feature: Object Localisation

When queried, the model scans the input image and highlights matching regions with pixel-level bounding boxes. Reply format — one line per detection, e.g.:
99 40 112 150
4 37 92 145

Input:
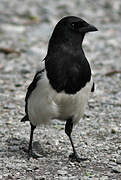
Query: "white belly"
54 78 93 125
27 71 93 126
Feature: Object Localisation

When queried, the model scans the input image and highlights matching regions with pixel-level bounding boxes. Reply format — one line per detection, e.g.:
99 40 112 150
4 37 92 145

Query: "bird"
21 16 98 162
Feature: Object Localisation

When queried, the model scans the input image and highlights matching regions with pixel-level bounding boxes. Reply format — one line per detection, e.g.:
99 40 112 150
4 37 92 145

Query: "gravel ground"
0 0 121 179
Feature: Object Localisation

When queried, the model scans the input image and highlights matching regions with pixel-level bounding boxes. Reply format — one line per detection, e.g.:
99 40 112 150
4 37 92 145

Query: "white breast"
54 77 93 125
27 70 93 126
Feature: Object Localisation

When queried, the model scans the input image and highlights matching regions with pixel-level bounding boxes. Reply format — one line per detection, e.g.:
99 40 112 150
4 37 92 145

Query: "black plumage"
45 52 91 94
21 69 44 122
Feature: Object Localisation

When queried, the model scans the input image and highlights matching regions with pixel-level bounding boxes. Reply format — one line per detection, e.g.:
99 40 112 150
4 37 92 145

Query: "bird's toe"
28 150 41 160
69 152 88 162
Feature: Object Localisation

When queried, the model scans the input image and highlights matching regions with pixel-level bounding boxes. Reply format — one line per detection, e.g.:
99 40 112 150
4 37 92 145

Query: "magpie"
21 16 98 162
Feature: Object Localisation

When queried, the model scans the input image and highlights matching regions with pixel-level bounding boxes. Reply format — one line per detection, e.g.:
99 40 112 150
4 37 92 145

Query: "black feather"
45 16 94 95
21 115 28 122
21 69 44 122
45 49 91 94
91 82 95 92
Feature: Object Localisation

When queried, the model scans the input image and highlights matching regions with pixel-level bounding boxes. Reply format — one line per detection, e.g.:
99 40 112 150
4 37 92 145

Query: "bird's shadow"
5 136 67 161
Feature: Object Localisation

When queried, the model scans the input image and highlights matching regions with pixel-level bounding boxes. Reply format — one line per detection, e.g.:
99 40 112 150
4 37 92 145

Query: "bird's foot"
22 147 41 159
28 150 41 160
69 152 88 163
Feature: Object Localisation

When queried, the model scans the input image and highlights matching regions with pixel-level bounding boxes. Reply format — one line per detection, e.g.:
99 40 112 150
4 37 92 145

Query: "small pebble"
116 157 121 164
69 176 79 180
112 166 121 173
58 170 68 176
58 177 68 180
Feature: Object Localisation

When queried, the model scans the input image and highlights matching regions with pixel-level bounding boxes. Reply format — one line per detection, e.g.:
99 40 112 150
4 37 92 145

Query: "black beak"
86 24 98 32
79 24 98 33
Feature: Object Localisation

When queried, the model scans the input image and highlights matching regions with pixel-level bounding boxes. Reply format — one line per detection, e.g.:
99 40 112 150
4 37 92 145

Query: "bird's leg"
28 123 40 159
28 123 35 155
65 118 87 162
65 118 80 162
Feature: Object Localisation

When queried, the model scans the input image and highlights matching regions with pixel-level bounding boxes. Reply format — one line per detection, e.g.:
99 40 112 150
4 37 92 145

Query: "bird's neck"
47 39 85 56
47 32 85 55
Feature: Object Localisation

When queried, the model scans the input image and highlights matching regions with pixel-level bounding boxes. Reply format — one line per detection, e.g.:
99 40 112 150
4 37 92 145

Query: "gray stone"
58 170 68 176
58 177 68 180
116 157 121 164
112 166 121 173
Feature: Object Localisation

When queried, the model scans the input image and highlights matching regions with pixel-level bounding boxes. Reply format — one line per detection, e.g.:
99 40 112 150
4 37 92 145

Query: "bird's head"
48 16 98 50
70 17 98 34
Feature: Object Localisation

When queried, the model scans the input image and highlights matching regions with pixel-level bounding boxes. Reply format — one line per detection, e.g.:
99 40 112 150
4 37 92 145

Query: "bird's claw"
28 149 41 160
69 153 88 162
22 146 40 159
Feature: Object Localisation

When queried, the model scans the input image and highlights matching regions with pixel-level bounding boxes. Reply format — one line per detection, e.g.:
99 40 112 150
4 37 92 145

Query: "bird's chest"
54 78 93 124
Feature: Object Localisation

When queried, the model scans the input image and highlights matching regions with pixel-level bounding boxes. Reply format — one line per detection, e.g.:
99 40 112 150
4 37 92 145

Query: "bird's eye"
71 21 86 31
71 22 80 31
71 22 76 29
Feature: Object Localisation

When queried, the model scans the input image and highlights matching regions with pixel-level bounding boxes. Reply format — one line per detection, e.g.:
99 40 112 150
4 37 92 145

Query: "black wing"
21 69 44 122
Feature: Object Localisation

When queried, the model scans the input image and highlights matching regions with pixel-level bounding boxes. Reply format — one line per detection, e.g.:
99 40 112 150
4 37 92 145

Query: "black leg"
65 119 87 162
28 123 40 159
28 123 36 154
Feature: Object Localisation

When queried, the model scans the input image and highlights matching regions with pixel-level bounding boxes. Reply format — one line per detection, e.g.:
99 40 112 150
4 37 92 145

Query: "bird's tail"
21 115 29 122
91 82 95 92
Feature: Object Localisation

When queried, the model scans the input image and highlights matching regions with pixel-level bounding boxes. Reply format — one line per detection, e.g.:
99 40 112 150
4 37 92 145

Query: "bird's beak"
86 24 98 32
79 24 98 33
